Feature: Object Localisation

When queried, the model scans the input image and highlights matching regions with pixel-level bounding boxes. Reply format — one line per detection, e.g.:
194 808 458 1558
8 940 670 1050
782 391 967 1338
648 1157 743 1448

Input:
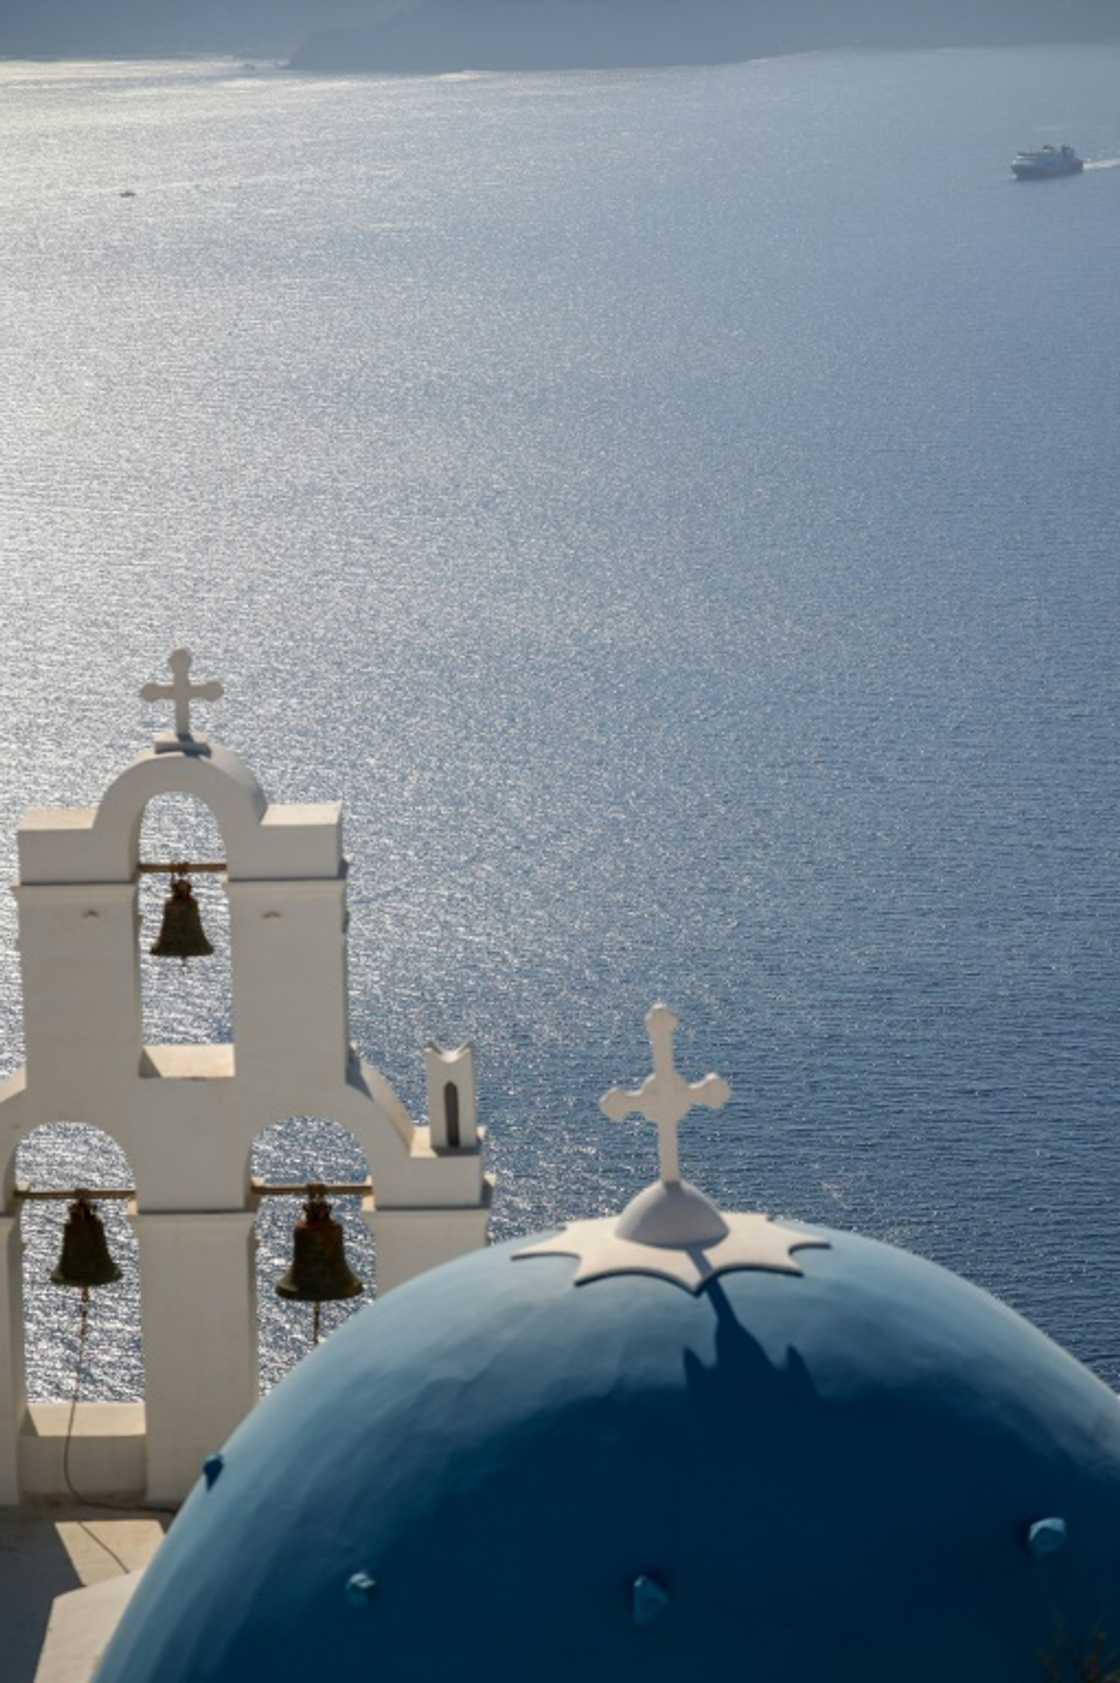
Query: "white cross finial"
600 1003 730 1185
141 648 223 742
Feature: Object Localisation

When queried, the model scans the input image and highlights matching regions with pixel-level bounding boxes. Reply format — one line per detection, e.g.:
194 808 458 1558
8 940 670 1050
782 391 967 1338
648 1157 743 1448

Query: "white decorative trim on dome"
141 647 223 754
514 1208 829 1293
513 1003 830 1291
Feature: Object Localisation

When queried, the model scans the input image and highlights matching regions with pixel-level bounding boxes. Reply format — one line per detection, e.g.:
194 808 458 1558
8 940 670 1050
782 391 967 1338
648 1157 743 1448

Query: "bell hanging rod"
16 1180 373 1201
253 1179 372 1199
138 861 226 875
15 1186 133 1202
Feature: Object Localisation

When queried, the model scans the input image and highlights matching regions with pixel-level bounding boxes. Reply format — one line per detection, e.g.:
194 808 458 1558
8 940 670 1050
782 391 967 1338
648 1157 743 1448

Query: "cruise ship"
1011 143 1084 179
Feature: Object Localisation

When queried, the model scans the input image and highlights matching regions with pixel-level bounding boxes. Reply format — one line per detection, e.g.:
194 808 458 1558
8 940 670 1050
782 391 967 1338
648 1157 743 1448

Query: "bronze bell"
51 1195 122 1290
150 873 213 963
276 1190 363 1304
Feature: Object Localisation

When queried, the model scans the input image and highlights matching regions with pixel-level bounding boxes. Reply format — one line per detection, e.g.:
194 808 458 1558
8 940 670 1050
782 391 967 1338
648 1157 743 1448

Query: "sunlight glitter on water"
3 45 1120 1400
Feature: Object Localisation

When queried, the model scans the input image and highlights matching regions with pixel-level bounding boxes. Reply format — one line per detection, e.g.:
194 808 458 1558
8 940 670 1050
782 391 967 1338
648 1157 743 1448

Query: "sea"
1 42 1118 1399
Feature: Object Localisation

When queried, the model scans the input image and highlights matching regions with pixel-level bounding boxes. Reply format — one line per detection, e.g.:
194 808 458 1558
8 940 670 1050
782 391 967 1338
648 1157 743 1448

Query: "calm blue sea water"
1 44 1118 1398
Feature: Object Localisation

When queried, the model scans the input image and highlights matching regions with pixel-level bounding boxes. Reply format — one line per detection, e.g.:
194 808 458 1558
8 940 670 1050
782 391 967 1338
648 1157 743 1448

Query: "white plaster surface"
20 1404 146 1500
0 1506 164 1683
33 1568 143 1683
132 1213 257 1504
373 1194 493 1293
0 1214 27 1503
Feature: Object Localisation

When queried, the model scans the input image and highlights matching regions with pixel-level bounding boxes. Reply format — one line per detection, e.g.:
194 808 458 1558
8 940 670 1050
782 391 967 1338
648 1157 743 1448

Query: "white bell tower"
0 651 491 1505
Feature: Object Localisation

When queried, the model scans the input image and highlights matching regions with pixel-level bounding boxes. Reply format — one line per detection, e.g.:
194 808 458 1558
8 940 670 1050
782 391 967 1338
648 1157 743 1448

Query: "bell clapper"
312 1303 321 1347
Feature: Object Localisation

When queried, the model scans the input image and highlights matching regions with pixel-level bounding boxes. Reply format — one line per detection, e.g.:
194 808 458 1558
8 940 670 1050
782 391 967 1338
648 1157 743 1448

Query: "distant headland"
291 1 772 73
290 0 1120 75
1 0 1116 65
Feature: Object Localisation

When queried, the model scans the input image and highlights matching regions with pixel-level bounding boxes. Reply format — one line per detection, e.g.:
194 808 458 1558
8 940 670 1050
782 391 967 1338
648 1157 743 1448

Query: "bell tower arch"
0 651 491 1505
139 795 231 1048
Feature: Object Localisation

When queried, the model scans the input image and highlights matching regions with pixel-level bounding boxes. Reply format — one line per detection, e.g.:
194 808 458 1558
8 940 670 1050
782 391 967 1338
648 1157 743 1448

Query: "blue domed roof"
97 1224 1120 1683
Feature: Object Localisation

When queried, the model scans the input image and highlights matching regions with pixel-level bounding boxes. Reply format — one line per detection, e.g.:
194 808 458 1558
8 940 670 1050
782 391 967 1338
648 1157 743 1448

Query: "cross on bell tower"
141 647 223 753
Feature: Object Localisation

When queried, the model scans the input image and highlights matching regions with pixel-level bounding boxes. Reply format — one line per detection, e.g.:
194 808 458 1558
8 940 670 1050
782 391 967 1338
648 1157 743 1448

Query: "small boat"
1011 144 1084 180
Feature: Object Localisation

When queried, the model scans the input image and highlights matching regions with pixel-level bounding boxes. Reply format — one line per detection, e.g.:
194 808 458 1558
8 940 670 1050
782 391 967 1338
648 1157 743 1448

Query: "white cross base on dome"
141 647 223 753
513 1003 831 1290
513 1208 830 1294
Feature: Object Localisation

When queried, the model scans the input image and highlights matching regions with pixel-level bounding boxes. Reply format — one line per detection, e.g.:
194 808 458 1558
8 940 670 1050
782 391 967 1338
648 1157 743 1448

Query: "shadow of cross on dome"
514 1003 830 1292
684 1273 822 1422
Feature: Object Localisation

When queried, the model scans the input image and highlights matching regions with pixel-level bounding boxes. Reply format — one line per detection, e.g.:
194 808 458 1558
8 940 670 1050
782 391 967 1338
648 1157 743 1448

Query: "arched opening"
250 1118 374 1393
443 1082 461 1149
16 1124 143 1403
139 794 232 1050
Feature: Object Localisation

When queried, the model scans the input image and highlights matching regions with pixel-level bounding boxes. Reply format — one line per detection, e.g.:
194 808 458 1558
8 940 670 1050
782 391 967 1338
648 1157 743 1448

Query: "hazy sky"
1 0 1117 66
